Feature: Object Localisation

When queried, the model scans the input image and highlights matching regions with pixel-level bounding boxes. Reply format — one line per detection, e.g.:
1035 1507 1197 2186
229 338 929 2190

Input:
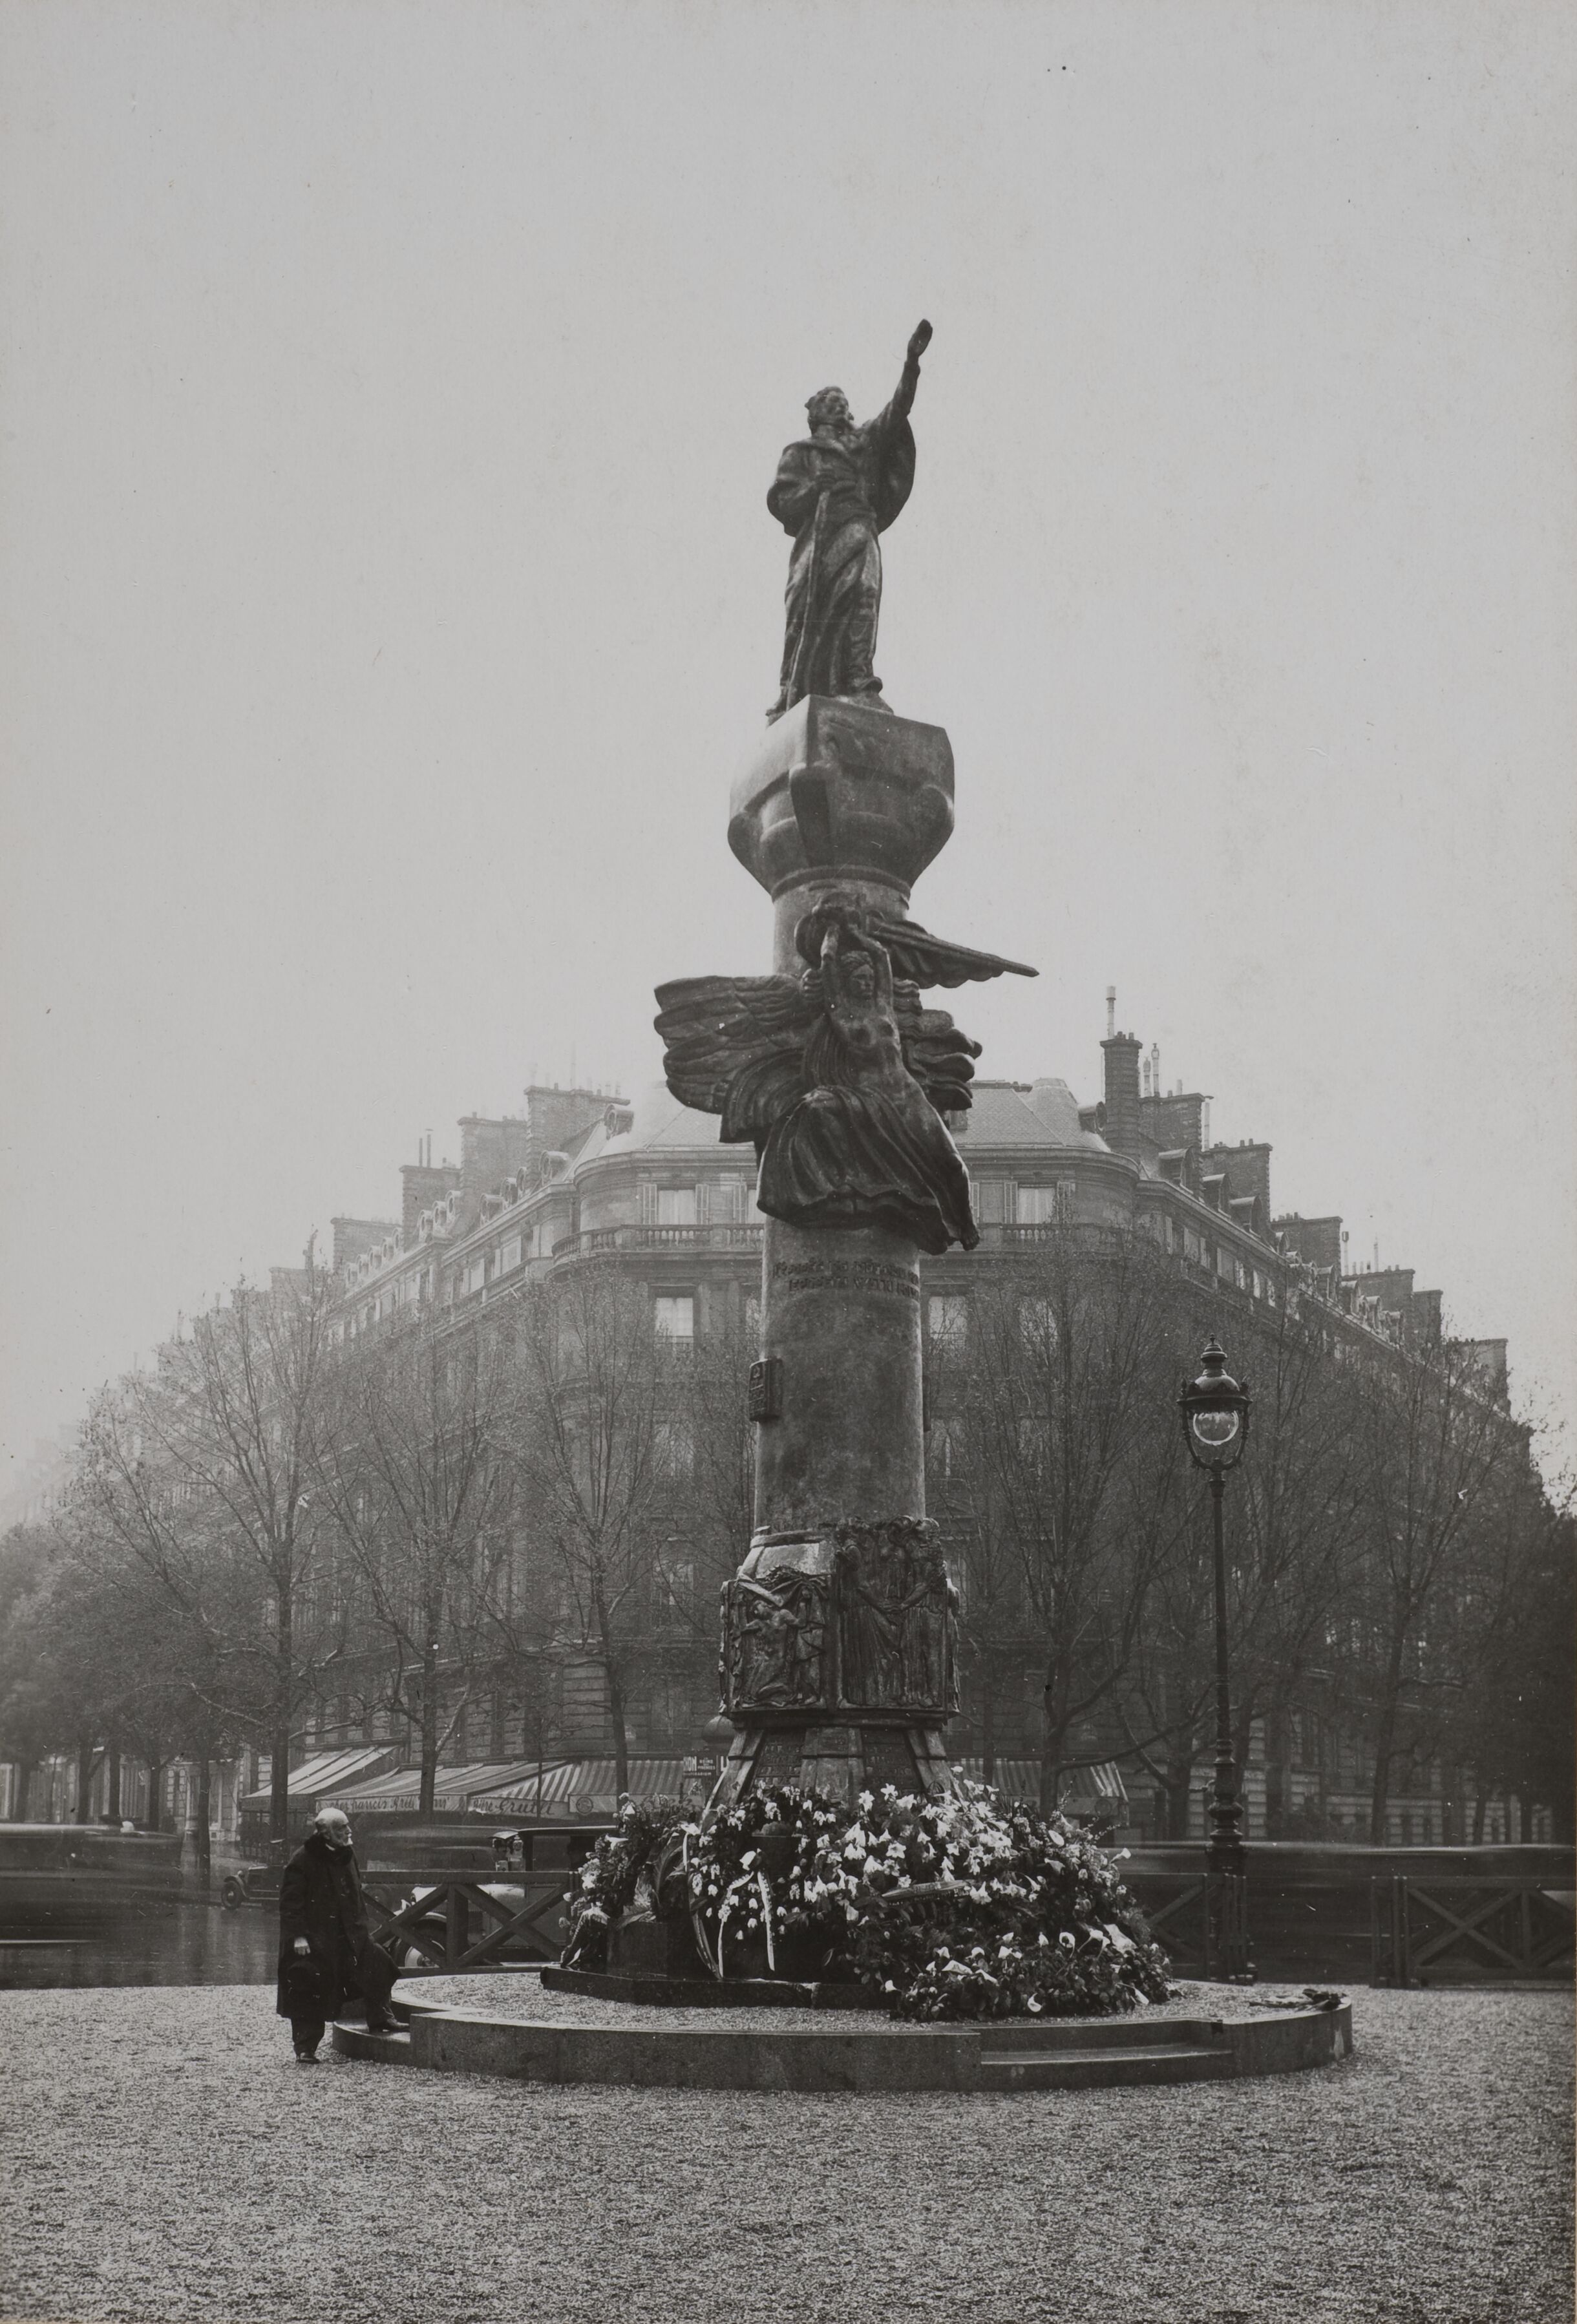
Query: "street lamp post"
1179 1338 1254 1983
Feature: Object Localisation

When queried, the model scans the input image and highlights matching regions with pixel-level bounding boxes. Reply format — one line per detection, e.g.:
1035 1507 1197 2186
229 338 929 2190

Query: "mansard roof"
567 1074 1111 1174
571 1082 726 1166
962 1078 1110 1153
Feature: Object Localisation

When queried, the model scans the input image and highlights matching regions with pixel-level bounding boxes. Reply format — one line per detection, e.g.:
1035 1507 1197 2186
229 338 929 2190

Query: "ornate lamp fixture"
1178 1339 1254 1981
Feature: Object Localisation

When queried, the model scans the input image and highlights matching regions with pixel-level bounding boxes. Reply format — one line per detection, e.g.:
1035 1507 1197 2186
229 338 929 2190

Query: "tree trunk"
10 1757 34 1821
1163 1747 1196 1840
193 1757 212 1882
592 1570 630 1797
1368 1630 1408 1845
420 1640 439 1817
607 1664 630 1799
1039 1653 1070 1819
271 1588 293 1846
979 1642 997 1784
1471 1790 1487 1844
107 1744 122 1822
147 1759 165 1832
74 1736 100 1824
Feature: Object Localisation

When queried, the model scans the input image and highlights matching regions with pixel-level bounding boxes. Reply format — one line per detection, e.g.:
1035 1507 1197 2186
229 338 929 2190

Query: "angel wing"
653 974 820 1145
865 913 1037 989
893 981 982 1116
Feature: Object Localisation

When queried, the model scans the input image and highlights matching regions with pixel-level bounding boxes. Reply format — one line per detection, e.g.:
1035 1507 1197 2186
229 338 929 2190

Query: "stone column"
715 695 962 1810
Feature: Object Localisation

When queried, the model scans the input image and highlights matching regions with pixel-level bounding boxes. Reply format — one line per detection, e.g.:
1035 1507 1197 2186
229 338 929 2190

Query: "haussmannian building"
314 993 1530 1849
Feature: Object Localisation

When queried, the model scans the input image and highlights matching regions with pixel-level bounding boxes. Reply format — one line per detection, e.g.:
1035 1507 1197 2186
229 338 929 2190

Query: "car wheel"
220 1877 245 1910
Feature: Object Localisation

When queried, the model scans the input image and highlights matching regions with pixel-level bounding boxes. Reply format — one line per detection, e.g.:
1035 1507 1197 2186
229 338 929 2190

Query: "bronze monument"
768 320 933 720
654 322 1035 1816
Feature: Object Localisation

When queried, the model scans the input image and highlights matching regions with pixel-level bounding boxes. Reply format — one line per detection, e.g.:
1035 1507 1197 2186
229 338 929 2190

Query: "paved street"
1 1983 1570 2324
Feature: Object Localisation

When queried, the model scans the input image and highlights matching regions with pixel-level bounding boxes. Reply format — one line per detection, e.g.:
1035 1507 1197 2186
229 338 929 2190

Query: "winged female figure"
655 903 997 1256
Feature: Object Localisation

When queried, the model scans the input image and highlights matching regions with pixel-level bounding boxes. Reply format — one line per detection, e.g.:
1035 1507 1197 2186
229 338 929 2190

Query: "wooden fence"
1370 1874 1575 1986
363 1873 573 1975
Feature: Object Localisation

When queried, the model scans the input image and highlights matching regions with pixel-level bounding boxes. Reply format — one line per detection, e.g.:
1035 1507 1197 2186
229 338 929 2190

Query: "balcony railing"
553 1223 765 1260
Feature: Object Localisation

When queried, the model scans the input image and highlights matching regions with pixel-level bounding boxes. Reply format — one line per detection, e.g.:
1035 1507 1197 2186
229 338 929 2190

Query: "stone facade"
316 983 1522 1844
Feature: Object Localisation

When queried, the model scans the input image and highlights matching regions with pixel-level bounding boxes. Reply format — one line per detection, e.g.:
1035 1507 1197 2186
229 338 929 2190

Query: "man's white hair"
313 1806 350 1832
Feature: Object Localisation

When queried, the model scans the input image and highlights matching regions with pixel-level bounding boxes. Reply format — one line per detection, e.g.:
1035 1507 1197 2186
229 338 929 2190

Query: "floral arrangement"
679 1779 1171 2021
560 1793 692 1969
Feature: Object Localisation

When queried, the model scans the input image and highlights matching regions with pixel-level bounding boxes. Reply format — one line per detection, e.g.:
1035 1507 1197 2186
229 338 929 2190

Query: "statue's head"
842 951 877 1002
807 386 853 435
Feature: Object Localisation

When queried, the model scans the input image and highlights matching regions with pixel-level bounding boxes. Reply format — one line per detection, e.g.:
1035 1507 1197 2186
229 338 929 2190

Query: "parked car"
218 1839 287 1911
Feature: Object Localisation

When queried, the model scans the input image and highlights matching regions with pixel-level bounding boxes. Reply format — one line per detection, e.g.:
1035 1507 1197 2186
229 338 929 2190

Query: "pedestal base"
713 1722 958 1812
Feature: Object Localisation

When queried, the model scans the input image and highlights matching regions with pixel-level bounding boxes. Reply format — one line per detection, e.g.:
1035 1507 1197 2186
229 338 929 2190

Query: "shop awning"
957 1758 1128 1808
319 1760 567 1814
238 1746 399 1809
471 1757 697 1819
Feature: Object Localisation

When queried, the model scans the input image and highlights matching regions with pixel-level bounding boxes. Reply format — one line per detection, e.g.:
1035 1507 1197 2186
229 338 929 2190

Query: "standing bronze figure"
768 320 933 719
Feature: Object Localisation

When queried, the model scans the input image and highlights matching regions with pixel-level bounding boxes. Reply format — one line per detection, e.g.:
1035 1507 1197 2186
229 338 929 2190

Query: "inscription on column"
771 1259 920 1301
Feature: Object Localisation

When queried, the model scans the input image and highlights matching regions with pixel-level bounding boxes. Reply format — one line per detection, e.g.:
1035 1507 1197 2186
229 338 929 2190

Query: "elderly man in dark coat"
277 1806 399 2063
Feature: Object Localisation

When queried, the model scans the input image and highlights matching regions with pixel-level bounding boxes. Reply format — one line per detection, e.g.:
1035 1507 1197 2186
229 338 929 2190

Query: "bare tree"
509 1263 670 1793
1353 1330 1529 1843
941 1229 1183 1812
643 1297 756 1717
313 1312 517 1812
74 1260 341 1844
0 1527 65 1820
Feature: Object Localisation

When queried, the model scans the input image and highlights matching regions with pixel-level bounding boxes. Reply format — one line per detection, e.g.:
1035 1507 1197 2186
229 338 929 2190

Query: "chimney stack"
1100 1024 1143 1157
1105 986 1116 1040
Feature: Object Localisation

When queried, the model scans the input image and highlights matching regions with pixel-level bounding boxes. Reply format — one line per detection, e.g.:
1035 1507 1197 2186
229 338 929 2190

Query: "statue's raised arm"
890 318 933 427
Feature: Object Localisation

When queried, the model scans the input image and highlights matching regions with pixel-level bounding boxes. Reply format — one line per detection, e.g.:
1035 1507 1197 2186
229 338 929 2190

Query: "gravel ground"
1 1983 1569 2324
407 1969 1278 2029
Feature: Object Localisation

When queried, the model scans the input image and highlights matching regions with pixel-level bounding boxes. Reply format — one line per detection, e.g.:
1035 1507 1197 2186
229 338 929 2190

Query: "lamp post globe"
1180 1339 1251 1474
1178 1338 1254 1982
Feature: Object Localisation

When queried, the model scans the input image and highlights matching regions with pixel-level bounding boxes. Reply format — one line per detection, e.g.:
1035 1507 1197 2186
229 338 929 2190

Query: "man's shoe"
365 2014 399 2036
294 2047 320 2064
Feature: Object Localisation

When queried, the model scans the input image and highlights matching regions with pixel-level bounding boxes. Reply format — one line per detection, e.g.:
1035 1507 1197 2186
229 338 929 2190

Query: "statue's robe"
757 997 977 1256
768 401 916 717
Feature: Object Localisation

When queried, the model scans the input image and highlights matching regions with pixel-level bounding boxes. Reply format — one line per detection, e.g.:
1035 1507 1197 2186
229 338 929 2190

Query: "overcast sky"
3 0 1573 1501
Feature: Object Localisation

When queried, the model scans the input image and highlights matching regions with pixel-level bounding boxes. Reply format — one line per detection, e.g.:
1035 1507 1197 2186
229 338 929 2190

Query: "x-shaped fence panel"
363 1876 571 1976
1371 1875 1574 1985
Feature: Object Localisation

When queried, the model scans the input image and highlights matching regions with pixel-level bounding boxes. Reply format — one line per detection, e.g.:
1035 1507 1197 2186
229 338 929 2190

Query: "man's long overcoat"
275 1829 381 2020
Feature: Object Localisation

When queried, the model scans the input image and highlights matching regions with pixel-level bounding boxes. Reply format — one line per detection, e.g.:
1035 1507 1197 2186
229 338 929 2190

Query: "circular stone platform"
332 1972 1353 2092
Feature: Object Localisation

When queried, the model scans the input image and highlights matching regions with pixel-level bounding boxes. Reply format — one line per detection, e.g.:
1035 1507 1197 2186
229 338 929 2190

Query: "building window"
927 1294 968 1350
654 1294 695 1343
661 1554 695 1614
657 1187 697 1227
655 1421 695 1479
975 1178 1013 1225
465 1257 487 1296
1019 1296 1058 1351
705 1176 752 1225
1017 1182 1076 1226
498 1235 524 1275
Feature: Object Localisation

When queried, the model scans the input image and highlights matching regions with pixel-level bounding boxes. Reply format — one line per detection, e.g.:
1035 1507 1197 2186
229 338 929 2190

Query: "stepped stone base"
544 1964 868 2010
331 1980 1355 2092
